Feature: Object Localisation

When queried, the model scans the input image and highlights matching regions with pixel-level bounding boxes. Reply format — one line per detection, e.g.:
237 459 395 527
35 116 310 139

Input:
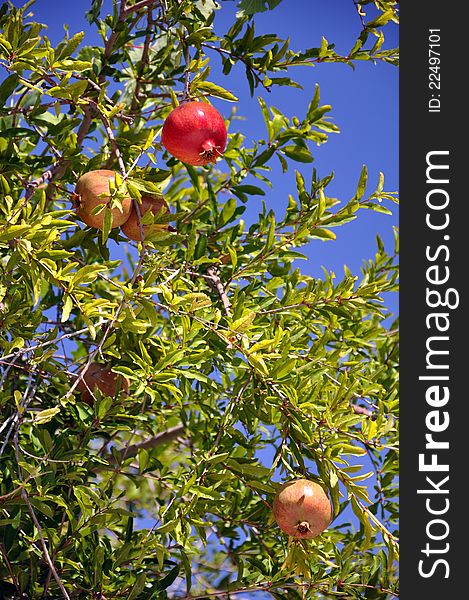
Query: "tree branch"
205 266 232 316
131 6 154 112
201 42 271 92
352 1 367 29
351 404 375 418
93 101 127 177
12 384 71 600
108 424 185 464
123 0 162 16
20 487 71 599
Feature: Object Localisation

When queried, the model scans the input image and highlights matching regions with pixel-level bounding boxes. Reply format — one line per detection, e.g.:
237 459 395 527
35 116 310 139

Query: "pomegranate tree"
121 193 169 241
73 169 132 229
161 101 227 166
76 362 130 405
272 479 332 539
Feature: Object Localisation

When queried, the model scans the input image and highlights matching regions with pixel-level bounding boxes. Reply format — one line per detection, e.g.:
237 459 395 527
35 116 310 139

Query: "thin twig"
352 404 375 418
201 42 271 92
11 377 71 599
102 0 128 64
352 1 367 29
131 5 154 112
123 0 162 16
21 162 63 202
106 424 185 465
20 488 71 599
205 266 232 315
182 43 192 101
0 327 90 363
92 100 127 176
65 248 147 401
0 544 21 596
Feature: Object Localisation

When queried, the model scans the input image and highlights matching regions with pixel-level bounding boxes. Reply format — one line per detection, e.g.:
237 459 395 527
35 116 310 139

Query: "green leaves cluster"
0 1 398 598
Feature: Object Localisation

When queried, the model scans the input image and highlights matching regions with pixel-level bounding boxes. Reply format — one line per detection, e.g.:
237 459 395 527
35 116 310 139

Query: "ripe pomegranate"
272 479 332 539
161 101 227 166
73 170 132 229
121 194 169 241
76 363 129 405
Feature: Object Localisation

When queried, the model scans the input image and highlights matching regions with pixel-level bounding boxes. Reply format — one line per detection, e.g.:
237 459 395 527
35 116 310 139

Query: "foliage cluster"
0 1 399 598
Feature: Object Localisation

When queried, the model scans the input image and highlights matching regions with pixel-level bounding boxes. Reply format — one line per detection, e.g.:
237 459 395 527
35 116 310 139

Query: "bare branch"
351 404 375 418
124 0 162 16
108 424 185 465
131 6 154 112
102 0 128 63
201 42 271 92
0 327 90 363
205 266 232 316
20 486 71 599
93 101 127 177
11 377 71 600
352 1 367 29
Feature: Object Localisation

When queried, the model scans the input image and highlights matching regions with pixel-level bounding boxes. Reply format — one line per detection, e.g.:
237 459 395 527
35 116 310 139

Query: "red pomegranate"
161 101 227 166
121 194 169 241
76 362 129 406
73 170 132 230
272 479 332 539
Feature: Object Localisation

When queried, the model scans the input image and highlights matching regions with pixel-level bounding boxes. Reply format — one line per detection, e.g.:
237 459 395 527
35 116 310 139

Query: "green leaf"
48 79 88 100
70 264 107 286
233 185 265 196
191 485 224 501
353 164 368 200
101 208 113 244
127 572 147 600
0 224 31 242
268 77 302 89
366 9 396 29
154 518 179 534
0 73 19 106
0 127 39 140
306 83 321 118
237 0 282 17
195 81 238 102
226 459 271 478
283 145 314 163
59 31 85 58
361 201 393 215
86 0 104 23
310 228 336 240
61 294 73 322
180 550 192 594
258 96 271 130
174 292 212 311
53 59 92 72
319 36 329 58
231 310 256 333
155 565 180 592
307 104 332 122
219 197 237 226
30 407 60 424
185 27 214 45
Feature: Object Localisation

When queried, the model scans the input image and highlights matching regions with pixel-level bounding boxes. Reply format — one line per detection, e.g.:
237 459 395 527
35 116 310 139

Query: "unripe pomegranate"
272 479 332 539
73 170 132 229
76 363 129 405
121 194 169 241
161 101 227 166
